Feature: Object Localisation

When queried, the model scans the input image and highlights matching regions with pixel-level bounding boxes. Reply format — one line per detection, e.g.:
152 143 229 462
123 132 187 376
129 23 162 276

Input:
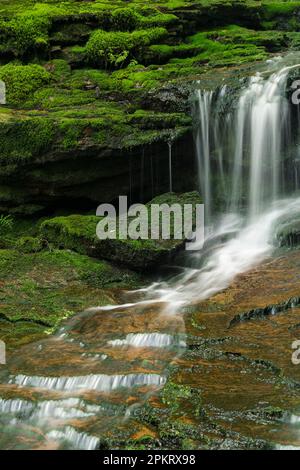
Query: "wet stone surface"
0 250 300 449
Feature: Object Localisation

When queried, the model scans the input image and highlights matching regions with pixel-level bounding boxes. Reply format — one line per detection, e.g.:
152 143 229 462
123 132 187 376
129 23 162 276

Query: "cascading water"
194 57 299 220
112 55 300 310
195 89 213 221
1 54 300 450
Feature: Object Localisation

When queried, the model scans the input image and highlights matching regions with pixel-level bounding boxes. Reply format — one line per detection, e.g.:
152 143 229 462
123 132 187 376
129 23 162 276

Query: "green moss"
46 59 72 83
205 25 287 52
110 8 140 32
128 110 192 129
40 214 99 255
109 23 286 93
262 2 300 17
0 117 54 164
0 12 49 56
261 2 300 30
180 29 268 66
0 63 50 106
66 68 111 91
0 246 141 347
139 11 178 27
86 28 167 69
162 381 200 413
28 87 95 110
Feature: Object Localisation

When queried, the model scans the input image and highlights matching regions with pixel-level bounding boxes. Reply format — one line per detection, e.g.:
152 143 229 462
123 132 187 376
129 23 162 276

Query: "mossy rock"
0 64 50 106
40 191 202 271
85 27 167 69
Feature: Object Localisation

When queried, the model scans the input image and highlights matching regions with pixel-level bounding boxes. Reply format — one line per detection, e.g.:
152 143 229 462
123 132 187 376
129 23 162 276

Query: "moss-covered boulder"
40 191 202 271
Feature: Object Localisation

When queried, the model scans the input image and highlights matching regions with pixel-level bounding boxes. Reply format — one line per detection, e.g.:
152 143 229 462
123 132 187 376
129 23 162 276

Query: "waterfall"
247 72 289 218
195 89 213 220
129 55 300 311
193 60 297 220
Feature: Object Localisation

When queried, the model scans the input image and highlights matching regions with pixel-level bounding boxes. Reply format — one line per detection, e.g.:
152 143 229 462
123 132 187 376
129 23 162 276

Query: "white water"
124 198 300 313
194 55 300 221
0 397 100 421
11 373 166 392
0 398 34 415
47 427 100 450
195 89 213 221
108 333 186 348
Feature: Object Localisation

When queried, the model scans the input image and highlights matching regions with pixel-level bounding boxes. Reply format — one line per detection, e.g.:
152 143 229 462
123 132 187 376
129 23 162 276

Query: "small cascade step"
10 373 166 393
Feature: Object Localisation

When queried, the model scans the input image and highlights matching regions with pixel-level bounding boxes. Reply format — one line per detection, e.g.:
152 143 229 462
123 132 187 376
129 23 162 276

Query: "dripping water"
168 141 173 193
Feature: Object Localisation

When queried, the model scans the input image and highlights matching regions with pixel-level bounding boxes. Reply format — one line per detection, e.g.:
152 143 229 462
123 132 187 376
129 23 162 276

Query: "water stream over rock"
1 55 300 449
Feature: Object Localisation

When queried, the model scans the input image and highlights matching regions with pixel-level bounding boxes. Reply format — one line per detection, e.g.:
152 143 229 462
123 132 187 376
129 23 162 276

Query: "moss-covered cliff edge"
2 1 300 213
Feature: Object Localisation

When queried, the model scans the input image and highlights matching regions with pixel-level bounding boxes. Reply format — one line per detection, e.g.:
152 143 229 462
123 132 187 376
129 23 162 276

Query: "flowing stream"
1 54 300 450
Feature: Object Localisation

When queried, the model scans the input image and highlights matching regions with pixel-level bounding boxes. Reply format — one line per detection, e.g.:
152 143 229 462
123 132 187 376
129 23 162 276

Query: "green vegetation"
0 214 13 235
0 117 54 165
0 247 140 342
110 8 140 32
15 236 43 253
162 381 202 417
0 64 50 105
0 7 52 56
0 212 142 349
86 27 167 68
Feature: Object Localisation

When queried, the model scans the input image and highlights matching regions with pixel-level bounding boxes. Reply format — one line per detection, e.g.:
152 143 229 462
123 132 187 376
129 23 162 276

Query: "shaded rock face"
0 129 196 215
141 83 191 113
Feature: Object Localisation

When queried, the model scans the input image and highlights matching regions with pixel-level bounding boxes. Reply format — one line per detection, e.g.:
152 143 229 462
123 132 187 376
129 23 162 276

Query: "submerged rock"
276 219 300 247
